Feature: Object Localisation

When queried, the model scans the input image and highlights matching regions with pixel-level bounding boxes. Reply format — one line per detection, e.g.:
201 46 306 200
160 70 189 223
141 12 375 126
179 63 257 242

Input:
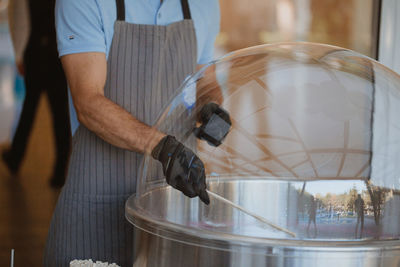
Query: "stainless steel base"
126 178 400 267
132 228 400 267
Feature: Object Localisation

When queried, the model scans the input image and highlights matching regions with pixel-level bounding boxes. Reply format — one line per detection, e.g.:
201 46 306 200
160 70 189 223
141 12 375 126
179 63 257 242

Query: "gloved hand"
194 102 231 147
152 135 210 205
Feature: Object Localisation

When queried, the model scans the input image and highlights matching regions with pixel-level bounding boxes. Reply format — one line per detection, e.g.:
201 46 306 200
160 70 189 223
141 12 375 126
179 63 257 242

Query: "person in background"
3 0 71 187
355 194 365 238
43 0 230 266
307 195 318 237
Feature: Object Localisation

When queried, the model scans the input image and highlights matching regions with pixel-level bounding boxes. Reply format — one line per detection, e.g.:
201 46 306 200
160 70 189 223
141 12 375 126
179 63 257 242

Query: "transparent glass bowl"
127 43 400 248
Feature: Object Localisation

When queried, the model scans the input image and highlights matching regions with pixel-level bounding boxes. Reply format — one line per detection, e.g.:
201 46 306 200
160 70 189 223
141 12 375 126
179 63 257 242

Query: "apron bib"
44 1 197 265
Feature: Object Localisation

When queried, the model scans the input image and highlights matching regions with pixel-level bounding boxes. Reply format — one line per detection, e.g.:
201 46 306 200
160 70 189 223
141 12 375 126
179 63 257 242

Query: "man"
354 194 365 238
307 195 317 238
5 0 71 187
44 0 231 266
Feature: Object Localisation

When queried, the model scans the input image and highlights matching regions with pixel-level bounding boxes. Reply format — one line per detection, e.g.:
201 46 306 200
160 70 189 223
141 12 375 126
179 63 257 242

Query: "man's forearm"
62 52 165 154
76 94 165 154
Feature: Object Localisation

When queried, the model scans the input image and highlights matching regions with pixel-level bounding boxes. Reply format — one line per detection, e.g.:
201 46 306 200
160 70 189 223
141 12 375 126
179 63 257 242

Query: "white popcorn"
70 259 120 267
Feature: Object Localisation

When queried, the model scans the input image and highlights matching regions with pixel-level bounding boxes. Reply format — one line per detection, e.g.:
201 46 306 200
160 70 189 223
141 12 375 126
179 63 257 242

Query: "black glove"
194 102 231 147
152 135 210 205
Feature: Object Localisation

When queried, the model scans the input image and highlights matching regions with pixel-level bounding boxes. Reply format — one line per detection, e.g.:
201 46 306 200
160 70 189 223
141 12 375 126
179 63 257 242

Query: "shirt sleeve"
197 0 220 65
55 0 106 57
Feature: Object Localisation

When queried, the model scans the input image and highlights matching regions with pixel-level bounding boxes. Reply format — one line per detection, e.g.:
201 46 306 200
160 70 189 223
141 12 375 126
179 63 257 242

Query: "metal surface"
126 178 400 267
10 249 14 267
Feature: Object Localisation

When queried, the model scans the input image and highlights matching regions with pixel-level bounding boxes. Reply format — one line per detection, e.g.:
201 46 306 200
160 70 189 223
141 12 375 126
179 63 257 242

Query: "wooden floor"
0 95 61 267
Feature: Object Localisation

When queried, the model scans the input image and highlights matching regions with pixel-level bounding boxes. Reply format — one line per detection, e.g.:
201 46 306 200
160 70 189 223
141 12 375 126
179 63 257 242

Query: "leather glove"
152 135 210 205
194 103 231 147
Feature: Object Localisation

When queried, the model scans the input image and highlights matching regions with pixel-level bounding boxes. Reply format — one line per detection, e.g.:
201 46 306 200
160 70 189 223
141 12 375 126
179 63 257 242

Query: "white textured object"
70 259 120 267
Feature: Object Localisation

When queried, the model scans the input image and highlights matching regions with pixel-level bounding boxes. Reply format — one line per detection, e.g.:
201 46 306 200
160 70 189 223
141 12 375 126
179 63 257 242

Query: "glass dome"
126 43 400 250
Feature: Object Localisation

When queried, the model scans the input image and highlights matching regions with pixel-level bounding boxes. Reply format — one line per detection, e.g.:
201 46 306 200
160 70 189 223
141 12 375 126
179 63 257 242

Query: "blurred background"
217 0 380 57
0 0 396 265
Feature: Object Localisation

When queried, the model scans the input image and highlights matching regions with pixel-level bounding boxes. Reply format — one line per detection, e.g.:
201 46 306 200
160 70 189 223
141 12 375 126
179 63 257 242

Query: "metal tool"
206 190 296 237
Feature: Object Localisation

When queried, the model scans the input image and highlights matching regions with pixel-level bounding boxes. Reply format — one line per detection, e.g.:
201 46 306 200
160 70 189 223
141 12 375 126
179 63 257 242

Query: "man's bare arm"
62 52 165 154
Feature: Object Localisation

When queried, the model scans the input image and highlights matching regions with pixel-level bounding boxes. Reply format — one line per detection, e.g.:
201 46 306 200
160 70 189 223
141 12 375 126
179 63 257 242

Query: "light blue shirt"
56 0 220 62
55 0 220 133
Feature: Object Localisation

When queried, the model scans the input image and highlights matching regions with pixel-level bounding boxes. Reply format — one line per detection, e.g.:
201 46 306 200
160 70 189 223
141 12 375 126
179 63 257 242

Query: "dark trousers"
9 45 71 181
355 212 364 238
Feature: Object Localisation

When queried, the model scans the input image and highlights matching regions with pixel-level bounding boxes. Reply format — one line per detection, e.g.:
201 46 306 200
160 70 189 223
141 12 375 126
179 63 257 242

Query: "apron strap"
180 0 192 20
116 0 125 21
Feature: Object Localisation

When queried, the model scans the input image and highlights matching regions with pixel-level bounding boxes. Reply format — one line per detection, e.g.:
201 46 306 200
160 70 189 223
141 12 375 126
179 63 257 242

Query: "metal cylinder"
126 178 400 267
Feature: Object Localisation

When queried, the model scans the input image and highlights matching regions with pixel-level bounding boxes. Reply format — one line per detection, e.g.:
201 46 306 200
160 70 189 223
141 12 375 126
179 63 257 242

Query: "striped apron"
43 0 197 266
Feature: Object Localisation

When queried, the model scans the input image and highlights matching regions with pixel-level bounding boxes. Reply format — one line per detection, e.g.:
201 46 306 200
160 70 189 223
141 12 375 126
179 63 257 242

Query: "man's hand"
194 103 231 147
152 135 210 205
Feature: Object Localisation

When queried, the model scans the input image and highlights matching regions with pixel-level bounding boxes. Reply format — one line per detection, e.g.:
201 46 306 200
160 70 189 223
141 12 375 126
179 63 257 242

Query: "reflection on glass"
306 195 317 238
